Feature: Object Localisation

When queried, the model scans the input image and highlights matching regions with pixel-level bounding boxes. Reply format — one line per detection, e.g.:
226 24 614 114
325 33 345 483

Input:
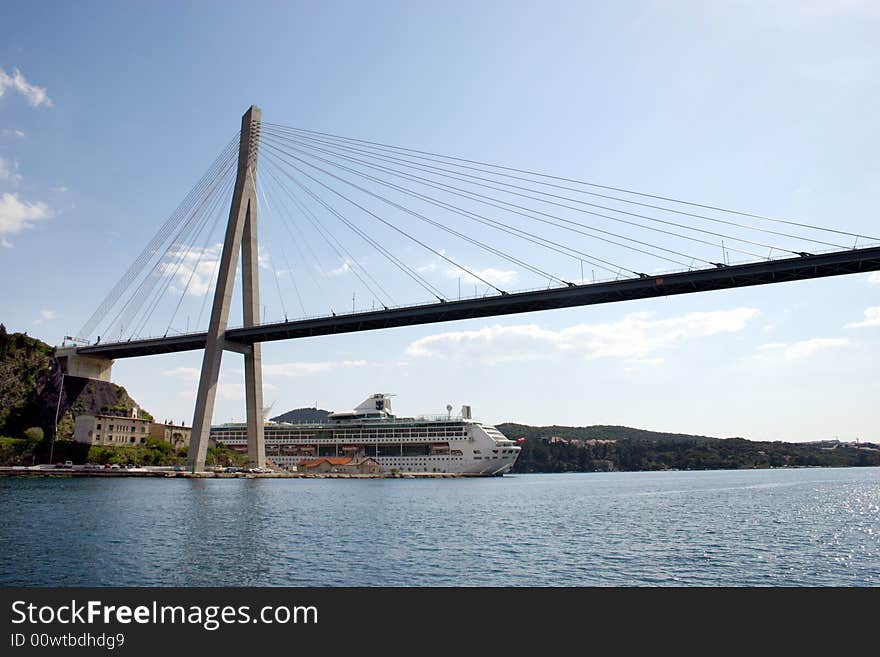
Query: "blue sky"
1 1 878 441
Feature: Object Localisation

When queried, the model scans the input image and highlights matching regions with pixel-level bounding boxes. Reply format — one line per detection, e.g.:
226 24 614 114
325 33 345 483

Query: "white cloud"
0 237 12 248
416 250 446 273
867 272 880 285
163 366 201 382
845 306 880 329
1 128 25 138
622 357 665 373
758 338 850 360
177 382 245 402
406 307 759 364
50 186 68 193
0 68 52 107
218 383 245 401
167 366 288 386
258 246 271 271
160 243 222 296
263 360 368 377
0 157 22 185
446 266 518 287
0 192 53 237
32 309 57 326
327 258 352 276
627 357 665 367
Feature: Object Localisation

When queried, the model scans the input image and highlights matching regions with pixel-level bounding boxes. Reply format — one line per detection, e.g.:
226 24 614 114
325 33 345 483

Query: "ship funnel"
461 405 472 419
353 393 394 415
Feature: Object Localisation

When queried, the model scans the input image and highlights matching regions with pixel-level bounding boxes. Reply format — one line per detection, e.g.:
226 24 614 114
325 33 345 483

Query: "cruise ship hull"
211 403 521 476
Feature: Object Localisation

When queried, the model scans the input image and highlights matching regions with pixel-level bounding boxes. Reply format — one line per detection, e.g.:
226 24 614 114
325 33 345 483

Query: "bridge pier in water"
187 106 266 472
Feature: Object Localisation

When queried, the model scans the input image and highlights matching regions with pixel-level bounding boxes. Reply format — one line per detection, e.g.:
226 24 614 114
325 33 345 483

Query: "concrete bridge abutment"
55 346 113 382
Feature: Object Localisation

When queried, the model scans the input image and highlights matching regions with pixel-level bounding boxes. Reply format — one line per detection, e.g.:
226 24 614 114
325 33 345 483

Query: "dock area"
0 466 466 479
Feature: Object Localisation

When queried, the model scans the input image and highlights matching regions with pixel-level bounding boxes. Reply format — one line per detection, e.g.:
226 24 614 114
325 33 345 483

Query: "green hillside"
0 324 148 446
499 422 880 472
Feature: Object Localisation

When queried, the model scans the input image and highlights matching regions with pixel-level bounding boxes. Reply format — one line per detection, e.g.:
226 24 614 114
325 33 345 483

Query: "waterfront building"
73 408 150 446
148 421 192 449
72 409 192 450
297 456 381 474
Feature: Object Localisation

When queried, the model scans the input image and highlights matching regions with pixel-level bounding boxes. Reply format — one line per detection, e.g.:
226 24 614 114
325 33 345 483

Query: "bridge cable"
266 129 789 259
262 139 582 284
195 238 223 330
101 146 238 339
257 175 307 317
111 154 237 340
265 128 810 258
265 126 849 250
271 134 759 266
100 157 231 339
262 165 396 309
145 165 237 338
262 138 636 278
263 138 684 277
262 152 444 302
262 135 707 273
264 148 506 297
262 170 329 312
267 139 665 277
263 151 448 301
77 134 239 340
264 123 880 243
81 135 238 340
163 172 236 336
263 161 396 308
263 143 560 293
120 157 236 340
103 138 238 339
253 174 292 321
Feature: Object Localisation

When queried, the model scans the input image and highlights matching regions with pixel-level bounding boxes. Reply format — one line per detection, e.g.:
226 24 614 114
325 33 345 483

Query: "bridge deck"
75 245 880 359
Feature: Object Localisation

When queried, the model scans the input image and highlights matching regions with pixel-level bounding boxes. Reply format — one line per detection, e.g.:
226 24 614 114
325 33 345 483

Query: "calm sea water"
1 467 878 586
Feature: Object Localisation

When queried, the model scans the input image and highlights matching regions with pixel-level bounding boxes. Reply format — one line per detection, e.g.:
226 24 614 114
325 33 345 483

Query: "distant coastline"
501 422 880 473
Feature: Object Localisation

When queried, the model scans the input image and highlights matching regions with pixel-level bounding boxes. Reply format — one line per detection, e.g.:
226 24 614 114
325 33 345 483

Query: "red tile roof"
299 457 353 467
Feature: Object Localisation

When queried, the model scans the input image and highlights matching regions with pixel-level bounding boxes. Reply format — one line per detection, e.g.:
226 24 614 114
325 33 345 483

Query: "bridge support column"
241 191 266 469
187 106 265 472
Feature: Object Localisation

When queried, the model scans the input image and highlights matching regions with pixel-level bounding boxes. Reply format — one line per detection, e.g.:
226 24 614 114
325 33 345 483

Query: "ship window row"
211 432 466 437
266 446 464 457
333 432 466 438
215 436 468 444
211 430 467 439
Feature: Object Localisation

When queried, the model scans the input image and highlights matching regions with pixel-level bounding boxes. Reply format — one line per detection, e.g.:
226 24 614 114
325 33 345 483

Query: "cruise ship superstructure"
211 394 521 476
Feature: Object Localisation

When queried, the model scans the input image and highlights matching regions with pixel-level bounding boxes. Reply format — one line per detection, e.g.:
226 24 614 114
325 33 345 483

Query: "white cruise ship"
210 393 521 476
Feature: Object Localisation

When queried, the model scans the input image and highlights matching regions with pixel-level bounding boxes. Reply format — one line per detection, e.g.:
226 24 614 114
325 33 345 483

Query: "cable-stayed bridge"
58 106 880 471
